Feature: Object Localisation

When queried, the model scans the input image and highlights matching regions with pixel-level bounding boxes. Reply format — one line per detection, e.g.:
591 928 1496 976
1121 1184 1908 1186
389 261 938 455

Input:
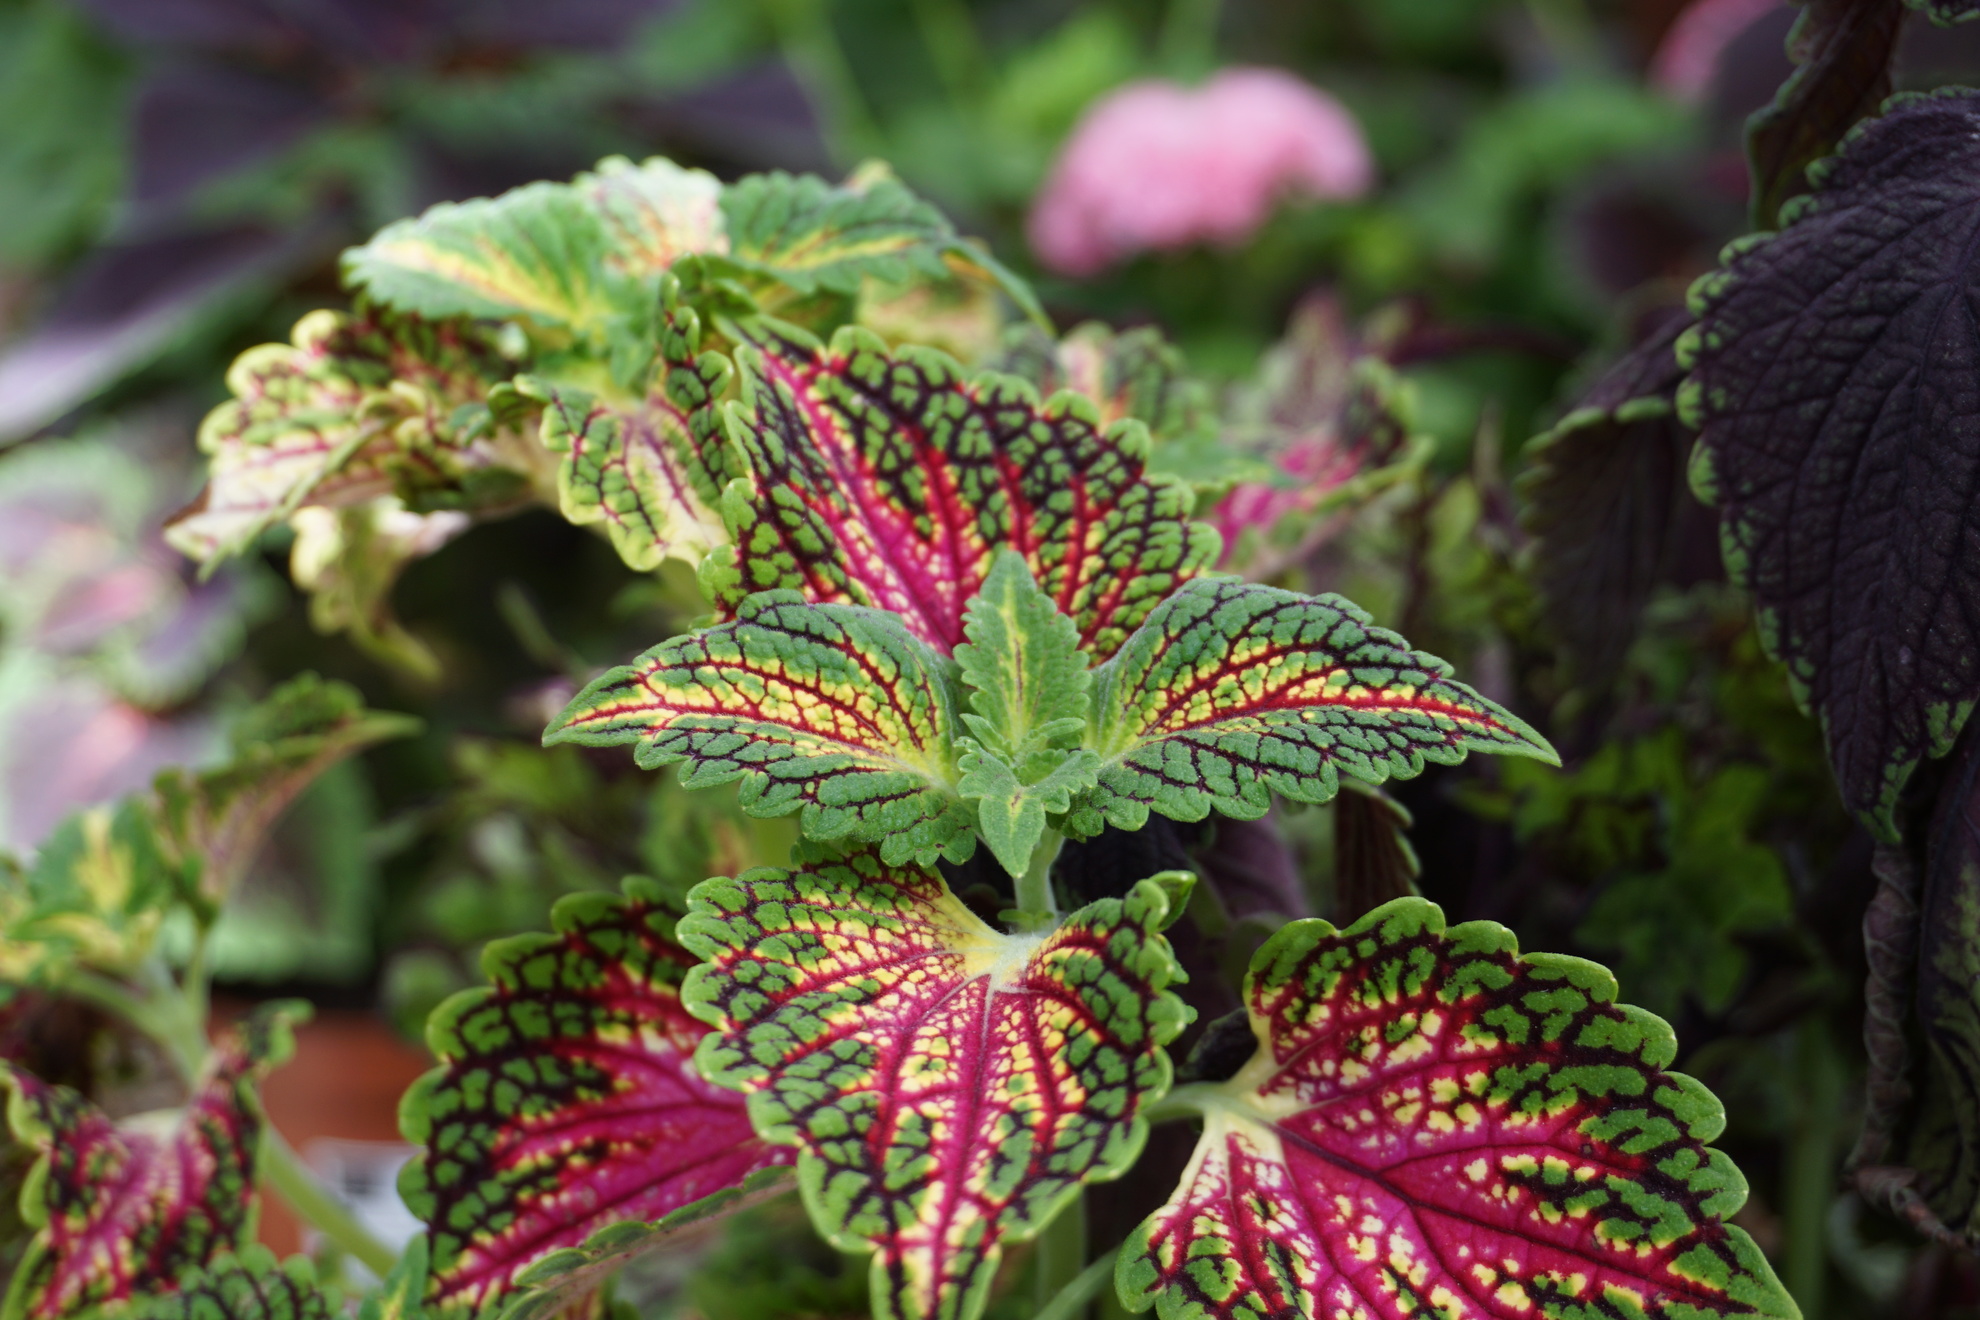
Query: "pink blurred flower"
1029 68 1375 278
1650 0 1785 103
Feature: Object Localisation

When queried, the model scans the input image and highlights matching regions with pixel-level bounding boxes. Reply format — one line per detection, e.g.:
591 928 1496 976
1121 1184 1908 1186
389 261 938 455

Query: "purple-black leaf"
1682 88 1980 838
1743 0 1905 229
130 64 333 208
1520 310 1718 687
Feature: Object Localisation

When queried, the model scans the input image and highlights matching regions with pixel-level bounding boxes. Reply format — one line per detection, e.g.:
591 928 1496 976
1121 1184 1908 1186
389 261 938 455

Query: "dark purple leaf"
0 224 323 443
451 0 678 51
1332 782 1419 921
74 0 442 63
631 63 828 172
1907 0 1980 23
131 65 333 208
1681 89 1980 837
1521 309 1718 686
1744 0 1906 229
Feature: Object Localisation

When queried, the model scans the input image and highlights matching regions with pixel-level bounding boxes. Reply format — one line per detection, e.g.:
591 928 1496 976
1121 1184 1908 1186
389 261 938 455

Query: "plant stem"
1036 1250 1113 1320
1785 1021 1843 1318
1034 1190 1090 1316
66 967 207 1083
1016 829 1065 928
260 1127 397 1277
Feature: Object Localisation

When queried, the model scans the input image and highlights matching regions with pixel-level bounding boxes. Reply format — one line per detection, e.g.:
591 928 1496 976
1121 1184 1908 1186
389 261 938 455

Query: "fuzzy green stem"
1016 829 1065 928
260 1128 397 1277
1036 1249 1113 1320
1785 1021 1843 1317
1035 1190 1090 1316
65 967 207 1083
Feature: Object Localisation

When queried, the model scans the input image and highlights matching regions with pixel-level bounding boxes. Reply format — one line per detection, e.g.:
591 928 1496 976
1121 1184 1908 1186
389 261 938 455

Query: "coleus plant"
17 145 1820 1320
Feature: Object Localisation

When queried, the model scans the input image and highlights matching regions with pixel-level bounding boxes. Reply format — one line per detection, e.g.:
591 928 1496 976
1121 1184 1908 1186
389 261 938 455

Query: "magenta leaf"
0 1005 302 1320
400 877 793 1315
1119 899 1796 1320
704 322 1221 661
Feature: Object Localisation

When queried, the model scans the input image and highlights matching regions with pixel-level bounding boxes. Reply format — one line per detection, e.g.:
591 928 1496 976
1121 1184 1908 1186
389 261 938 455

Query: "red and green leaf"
165 309 525 570
342 157 726 336
516 287 739 572
400 878 792 1315
0 1006 302 1320
1075 579 1556 835
680 848 1189 1320
545 592 974 867
705 322 1220 661
1119 899 1797 1320
995 322 1215 453
94 1248 338 1320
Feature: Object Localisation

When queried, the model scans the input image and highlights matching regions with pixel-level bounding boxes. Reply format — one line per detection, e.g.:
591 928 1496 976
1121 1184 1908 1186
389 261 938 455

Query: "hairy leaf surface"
1682 89 1980 836
953 550 1098 875
1520 311 1711 686
707 323 1219 660
343 158 725 334
1120 900 1797 1320
546 593 973 866
91 1248 337 1320
165 309 522 568
401 878 793 1313
681 849 1187 1320
1 1007 300 1320
1076 579 1555 834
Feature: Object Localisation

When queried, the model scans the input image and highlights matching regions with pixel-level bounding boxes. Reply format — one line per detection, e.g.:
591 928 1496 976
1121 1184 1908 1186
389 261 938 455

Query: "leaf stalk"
1015 828 1065 929
259 1126 399 1277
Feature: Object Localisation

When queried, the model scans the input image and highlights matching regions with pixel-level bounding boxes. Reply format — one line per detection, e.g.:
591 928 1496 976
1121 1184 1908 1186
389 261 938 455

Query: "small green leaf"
1075 578 1557 834
84 1248 338 1320
956 745 1099 877
343 157 725 335
680 848 1188 1320
545 593 974 867
954 550 1091 763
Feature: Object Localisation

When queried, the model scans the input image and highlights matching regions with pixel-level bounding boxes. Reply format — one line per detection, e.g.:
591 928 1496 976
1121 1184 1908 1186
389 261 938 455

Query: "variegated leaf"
1074 578 1556 834
706 322 1220 661
343 157 726 334
401 878 792 1314
680 849 1189 1320
0 1006 301 1320
545 592 974 867
86 1248 338 1320
1120 899 1797 1320
165 309 524 569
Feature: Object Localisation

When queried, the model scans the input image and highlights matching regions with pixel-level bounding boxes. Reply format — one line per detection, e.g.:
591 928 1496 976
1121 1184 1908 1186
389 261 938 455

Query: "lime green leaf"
164 309 522 570
1120 900 1796 1320
343 157 724 335
545 593 973 867
2 1006 302 1320
680 849 1188 1320
1077 579 1557 834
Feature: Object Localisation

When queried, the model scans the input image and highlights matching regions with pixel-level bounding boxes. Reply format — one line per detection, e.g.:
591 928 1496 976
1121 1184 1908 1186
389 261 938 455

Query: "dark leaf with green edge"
1072 578 1557 836
1519 309 1711 687
152 673 418 907
164 309 527 570
1331 781 1420 921
1681 89 1980 838
0 1004 303 1320
680 847 1188 1320
342 157 725 335
1908 0 1980 21
1118 899 1797 1320
1880 723 1980 1242
400 877 793 1314
1744 0 1904 230
546 592 973 867
705 322 1220 661
515 280 737 573
716 166 1039 321
81 1247 338 1320
952 550 1099 875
